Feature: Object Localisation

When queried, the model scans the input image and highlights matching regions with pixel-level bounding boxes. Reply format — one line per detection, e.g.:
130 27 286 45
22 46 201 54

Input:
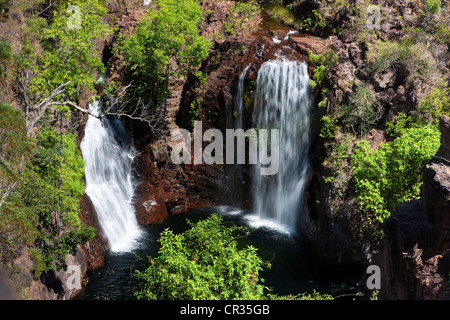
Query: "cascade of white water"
223 64 252 207
236 64 252 129
249 59 311 233
80 101 141 252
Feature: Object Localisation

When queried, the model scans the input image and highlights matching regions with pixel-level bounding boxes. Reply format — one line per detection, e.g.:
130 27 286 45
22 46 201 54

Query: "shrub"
339 85 379 136
418 81 450 126
309 50 338 89
319 115 337 139
426 0 442 15
134 214 269 300
352 125 441 224
367 40 436 80
367 40 410 72
0 40 12 77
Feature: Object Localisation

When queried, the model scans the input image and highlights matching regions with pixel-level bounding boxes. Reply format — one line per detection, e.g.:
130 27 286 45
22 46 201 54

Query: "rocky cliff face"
300 0 449 265
377 116 450 300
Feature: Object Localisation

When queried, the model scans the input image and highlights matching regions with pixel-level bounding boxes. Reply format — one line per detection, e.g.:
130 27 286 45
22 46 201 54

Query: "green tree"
352 125 441 224
30 127 85 228
16 0 112 137
319 115 337 139
426 0 442 15
17 127 94 277
223 1 260 53
418 81 450 126
119 0 211 114
36 0 111 102
0 103 37 261
134 214 269 300
308 50 338 90
0 39 12 77
0 102 32 207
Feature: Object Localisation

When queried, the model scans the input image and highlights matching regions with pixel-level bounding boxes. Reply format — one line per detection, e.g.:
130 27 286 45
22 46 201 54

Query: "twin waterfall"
80 58 311 254
249 59 311 233
80 101 141 252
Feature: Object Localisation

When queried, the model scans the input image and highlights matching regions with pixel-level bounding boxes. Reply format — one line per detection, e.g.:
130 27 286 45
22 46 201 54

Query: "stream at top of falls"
76 206 363 300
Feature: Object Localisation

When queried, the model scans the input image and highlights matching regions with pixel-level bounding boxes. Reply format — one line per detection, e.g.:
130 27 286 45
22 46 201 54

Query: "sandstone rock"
289 35 327 56
0 269 15 299
422 116 450 232
422 163 450 232
11 245 88 300
53 246 87 300
327 38 349 60
340 31 356 43
348 42 363 67
79 194 108 270
374 68 397 91
132 144 169 226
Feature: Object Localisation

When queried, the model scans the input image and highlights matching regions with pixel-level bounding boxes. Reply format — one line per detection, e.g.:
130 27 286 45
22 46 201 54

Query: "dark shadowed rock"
436 116 450 160
79 194 108 270
132 144 169 226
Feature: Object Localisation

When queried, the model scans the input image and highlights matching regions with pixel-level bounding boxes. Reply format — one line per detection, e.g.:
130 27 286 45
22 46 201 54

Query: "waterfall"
223 64 252 207
80 101 141 252
249 59 311 233
236 64 251 129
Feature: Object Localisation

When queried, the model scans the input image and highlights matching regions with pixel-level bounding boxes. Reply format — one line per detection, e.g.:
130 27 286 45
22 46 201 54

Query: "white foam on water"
81 101 142 253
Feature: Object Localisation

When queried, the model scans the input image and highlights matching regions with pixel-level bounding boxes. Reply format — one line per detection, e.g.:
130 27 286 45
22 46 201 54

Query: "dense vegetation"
0 102 94 279
134 214 268 300
0 0 109 291
299 0 449 233
118 0 211 114
134 214 333 300
352 124 441 227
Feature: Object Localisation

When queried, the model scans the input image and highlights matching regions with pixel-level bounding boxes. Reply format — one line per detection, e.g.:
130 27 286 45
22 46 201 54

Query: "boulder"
373 68 398 91
289 35 328 56
340 31 356 43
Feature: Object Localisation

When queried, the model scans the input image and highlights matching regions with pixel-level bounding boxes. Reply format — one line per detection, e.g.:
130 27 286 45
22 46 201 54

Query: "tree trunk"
57 110 63 236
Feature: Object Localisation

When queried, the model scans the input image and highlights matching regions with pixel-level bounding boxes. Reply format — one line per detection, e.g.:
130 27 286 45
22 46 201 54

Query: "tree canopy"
134 214 269 300
119 0 212 109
